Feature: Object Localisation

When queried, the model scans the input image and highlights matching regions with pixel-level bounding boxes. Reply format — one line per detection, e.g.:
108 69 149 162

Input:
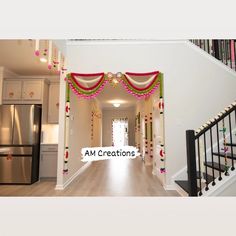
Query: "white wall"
102 108 135 146
91 99 102 147
63 92 92 183
66 40 236 187
41 124 59 144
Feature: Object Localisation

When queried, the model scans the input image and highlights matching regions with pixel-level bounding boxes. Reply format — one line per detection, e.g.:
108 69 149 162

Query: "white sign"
81 146 140 162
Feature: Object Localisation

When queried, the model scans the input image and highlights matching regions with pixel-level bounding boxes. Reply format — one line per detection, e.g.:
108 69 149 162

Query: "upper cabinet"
2 79 46 104
3 80 22 101
22 80 42 101
48 83 60 124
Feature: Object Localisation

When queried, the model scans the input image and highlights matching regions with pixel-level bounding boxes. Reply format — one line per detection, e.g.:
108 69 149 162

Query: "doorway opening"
112 118 129 146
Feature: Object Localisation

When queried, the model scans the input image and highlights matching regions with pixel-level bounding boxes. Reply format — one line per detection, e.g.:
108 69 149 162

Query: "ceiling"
0 40 59 76
96 83 137 109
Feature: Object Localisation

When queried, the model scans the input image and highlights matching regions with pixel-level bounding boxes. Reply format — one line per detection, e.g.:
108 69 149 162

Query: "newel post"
186 130 198 196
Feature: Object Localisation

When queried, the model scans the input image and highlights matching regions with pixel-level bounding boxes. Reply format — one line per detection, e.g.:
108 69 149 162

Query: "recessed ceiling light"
113 103 120 108
40 57 47 63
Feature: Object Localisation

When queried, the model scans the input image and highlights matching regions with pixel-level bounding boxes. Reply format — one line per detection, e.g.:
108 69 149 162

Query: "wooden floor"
0 158 179 196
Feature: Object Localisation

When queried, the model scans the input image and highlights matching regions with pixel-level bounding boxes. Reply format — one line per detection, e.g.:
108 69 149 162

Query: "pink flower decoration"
34 50 40 56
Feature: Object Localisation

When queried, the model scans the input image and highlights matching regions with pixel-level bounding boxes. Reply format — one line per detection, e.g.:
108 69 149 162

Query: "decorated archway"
63 71 165 176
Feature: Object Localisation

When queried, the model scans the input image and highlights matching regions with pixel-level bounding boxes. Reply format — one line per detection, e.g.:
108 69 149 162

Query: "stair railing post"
186 130 198 196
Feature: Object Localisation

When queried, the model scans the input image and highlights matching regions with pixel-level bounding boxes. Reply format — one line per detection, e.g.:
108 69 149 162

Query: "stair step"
196 171 214 182
204 161 225 172
213 152 236 160
175 180 200 193
226 143 236 147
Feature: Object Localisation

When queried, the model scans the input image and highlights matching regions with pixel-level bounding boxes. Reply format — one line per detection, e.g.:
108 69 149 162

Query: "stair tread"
196 171 214 182
212 152 236 160
175 180 200 193
204 161 225 172
226 143 236 147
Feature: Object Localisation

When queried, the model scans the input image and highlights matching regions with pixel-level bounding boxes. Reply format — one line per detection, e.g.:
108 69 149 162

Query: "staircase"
190 40 236 71
174 40 236 196
175 101 236 196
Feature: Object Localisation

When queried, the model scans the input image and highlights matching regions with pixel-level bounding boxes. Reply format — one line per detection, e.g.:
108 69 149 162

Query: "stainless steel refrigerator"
0 105 41 184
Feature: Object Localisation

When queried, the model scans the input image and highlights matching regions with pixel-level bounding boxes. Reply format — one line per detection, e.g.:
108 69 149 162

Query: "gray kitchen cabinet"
3 80 22 101
22 80 42 101
3 79 45 104
40 144 58 178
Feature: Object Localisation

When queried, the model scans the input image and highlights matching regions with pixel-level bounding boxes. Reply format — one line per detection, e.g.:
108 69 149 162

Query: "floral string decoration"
64 70 165 174
220 120 230 176
65 71 162 100
66 72 107 99
121 71 161 99
63 83 70 174
34 39 40 56
33 39 65 73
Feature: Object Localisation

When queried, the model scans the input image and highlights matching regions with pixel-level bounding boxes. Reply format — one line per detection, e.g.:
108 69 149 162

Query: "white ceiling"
0 40 59 76
96 83 137 109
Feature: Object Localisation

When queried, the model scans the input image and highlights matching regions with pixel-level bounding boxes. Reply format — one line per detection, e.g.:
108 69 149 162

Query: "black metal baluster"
207 40 210 54
228 113 235 170
210 128 216 185
186 130 198 196
225 40 228 66
212 39 215 57
216 123 222 180
199 40 202 49
219 40 223 63
234 40 236 71
214 40 219 60
203 132 209 190
229 40 233 69
197 138 202 195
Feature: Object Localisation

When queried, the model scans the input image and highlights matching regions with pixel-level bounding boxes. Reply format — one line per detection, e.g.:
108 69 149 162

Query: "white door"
112 118 129 146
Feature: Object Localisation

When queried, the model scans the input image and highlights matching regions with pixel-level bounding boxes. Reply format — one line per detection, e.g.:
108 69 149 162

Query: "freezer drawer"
0 156 32 184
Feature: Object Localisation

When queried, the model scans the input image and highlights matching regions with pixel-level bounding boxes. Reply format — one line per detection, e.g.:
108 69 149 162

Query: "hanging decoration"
107 72 122 87
155 74 166 174
63 71 164 173
48 40 52 70
34 40 40 56
63 83 70 174
66 72 107 99
122 71 161 99
32 39 65 73
135 115 137 148
149 112 153 159
220 120 230 176
160 146 166 173
65 71 162 100
91 111 94 142
57 51 61 72
145 114 148 156
137 112 141 151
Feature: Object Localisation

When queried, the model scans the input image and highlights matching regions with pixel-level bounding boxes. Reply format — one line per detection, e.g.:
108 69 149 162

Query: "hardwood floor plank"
0 158 179 197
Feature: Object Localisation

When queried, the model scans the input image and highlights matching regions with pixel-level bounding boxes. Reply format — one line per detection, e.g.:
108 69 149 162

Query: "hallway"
0 158 179 196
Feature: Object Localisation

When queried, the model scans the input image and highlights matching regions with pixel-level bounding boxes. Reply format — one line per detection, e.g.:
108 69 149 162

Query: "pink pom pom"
48 64 52 70
34 50 40 56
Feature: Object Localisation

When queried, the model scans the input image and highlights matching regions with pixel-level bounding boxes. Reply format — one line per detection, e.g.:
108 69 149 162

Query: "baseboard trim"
55 161 91 190
163 184 176 191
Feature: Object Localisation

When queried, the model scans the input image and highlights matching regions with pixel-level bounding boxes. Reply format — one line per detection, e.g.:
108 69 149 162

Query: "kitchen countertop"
40 143 58 146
